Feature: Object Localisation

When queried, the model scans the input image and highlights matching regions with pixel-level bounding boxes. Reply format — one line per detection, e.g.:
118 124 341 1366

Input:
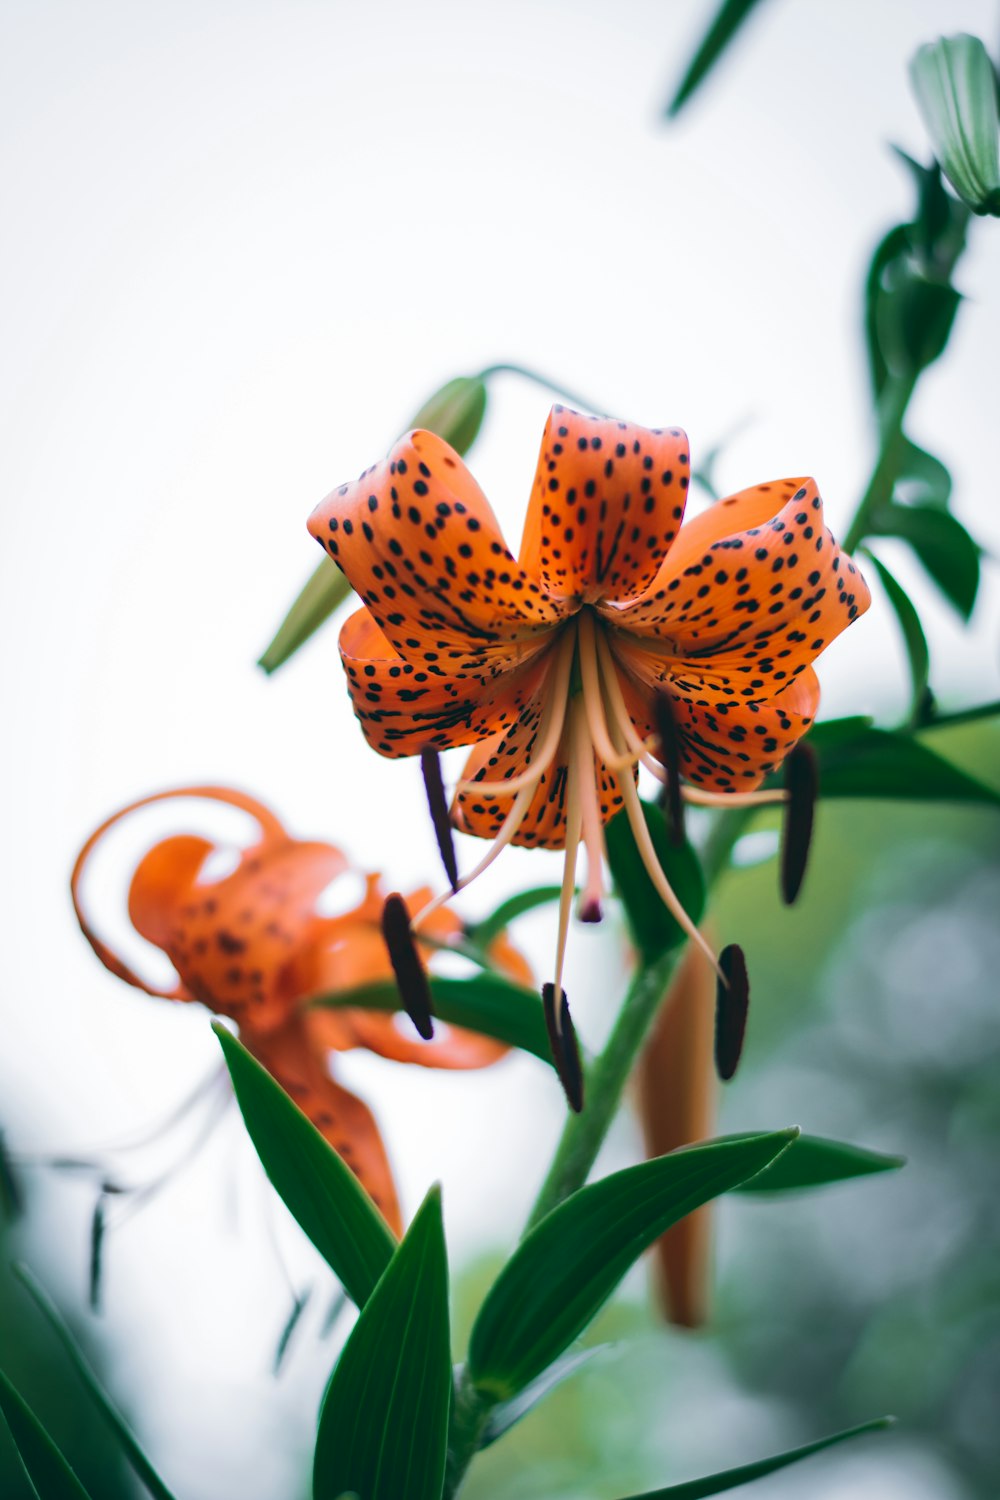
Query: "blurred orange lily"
307 405 869 1016
71 786 529 1234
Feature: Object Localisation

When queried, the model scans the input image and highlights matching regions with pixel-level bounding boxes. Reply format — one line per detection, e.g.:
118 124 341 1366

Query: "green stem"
476 363 606 416
525 945 681 1230
842 374 917 554
923 697 1000 730
444 1377 492 1500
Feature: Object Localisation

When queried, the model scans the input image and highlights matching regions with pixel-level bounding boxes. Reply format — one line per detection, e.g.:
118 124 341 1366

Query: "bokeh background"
2 1 999 1496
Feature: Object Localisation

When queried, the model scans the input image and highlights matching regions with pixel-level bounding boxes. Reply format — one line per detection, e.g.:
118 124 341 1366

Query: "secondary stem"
842 373 916 554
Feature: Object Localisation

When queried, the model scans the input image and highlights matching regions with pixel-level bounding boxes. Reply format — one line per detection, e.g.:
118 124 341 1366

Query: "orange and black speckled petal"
614 646 820 791
338 607 557 759
519 406 690 604
452 695 631 850
610 478 870 670
248 1016 401 1235
307 428 565 677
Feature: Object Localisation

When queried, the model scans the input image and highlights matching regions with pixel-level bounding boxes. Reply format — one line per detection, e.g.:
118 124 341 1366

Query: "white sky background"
1 2 998 1497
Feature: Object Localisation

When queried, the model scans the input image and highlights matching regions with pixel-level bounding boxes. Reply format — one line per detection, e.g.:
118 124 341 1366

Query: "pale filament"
454 626 576 798
551 727 584 1026
412 634 575 932
571 698 606 919
604 677 724 980
595 625 788 810
577 611 641 773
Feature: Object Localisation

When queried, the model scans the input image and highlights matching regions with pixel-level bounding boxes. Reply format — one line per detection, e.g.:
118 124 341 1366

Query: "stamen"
89 1193 107 1311
613 758 723 978
681 785 788 809
552 743 583 1006
594 630 665 779
542 983 584 1113
455 627 576 796
714 944 750 1080
653 690 686 847
572 701 605 923
780 742 818 905
420 745 459 892
411 778 539 931
381 894 435 1040
578 612 640 772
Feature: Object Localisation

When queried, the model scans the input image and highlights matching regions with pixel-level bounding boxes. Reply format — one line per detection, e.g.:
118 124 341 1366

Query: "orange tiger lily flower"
307 405 870 1023
71 786 528 1235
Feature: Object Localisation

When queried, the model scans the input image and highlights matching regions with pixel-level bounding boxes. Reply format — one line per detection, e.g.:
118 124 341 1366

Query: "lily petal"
249 1015 402 1234
338 606 554 758
308 429 563 673
610 478 870 669
519 406 690 603
614 645 820 790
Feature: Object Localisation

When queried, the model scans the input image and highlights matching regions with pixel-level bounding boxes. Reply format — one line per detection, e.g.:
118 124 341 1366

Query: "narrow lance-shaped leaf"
730 1133 905 1193
865 550 931 725
308 972 555 1068
616 1417 894 1499
464 884 562 948
806 725 1000 807
467 1129 797 1399
213 1023 396 1307
872 500 980 619
313 1188 451 1500
12 1263 179 1500
664 0 768 118
0 1368 93 1500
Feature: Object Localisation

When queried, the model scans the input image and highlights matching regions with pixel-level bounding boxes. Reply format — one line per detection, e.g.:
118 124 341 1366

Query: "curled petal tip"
381 894 435 1041
714 944 749 1082
780 742 818 905
542 982 584 1113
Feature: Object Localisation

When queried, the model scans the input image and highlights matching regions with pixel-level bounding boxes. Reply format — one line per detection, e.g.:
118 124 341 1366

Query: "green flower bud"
910 34 1000 217
408 374 488 456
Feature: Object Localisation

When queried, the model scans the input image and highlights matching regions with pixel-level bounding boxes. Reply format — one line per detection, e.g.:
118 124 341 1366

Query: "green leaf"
257 558 354 674
664 0 767 118
606 802 705 965
308 973 555 1068
464 885 562 948
0 1368 92 1500
808 725 1000 806
467 1130 797 1399
864 550 931 725
213 1023 396 1307
615 1417 894 1498
872 501 980 618
259 373 487 673
805 715 876 750
11 1264 179 1500
730 1134 905 1193
479 1345 612 1447
864 224 911 399
896 435 952 509
313 1188 451 1500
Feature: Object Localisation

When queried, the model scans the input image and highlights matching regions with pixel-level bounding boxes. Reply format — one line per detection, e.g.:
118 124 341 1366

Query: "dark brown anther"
654 690 685 846
542 982 585 1113
381 893 435 1040
89 1196 106 1312
714 944 749 1082
420 745 459 893
780 742 818 906
578 898 603 925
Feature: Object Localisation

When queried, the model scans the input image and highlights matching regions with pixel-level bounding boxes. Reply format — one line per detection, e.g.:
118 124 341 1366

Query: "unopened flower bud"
409 374 488 456
910 35 1000 217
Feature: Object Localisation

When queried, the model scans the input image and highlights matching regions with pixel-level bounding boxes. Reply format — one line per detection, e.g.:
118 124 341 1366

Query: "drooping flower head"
72 786 528 1233
307 406 870 1048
